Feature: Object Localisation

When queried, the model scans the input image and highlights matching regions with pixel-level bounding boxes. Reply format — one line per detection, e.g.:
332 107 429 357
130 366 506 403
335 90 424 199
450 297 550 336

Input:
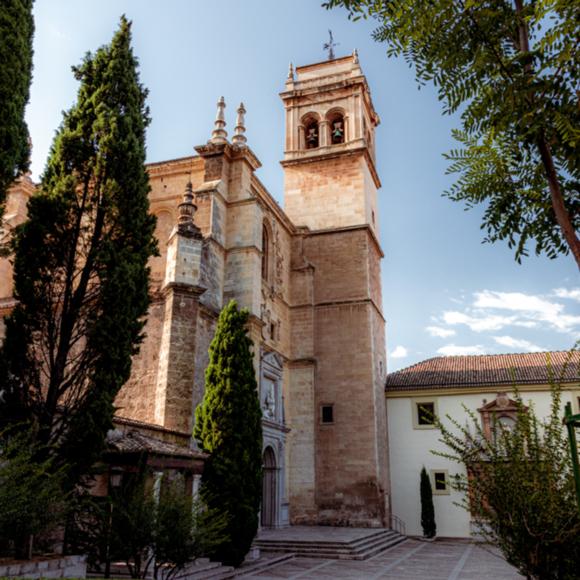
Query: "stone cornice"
146 155 201 176
301 223 385 259
230 144 262 171
161 282 206 298
287 357 317 368
289 297 384 322
280 144 381 189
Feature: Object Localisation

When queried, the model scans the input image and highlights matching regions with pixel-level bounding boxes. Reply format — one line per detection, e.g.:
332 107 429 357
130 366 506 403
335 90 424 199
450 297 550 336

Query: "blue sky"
28 0 579 371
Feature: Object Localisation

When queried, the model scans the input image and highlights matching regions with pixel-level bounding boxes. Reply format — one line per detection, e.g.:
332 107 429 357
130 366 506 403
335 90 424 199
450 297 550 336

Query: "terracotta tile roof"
107 430 203 459
114 415 190 438
386 351 580 392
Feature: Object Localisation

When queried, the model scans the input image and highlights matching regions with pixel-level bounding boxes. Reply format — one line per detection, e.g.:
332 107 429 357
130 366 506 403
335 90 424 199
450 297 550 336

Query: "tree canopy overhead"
0 0 34 216
0 16 157 489
325 0 580 268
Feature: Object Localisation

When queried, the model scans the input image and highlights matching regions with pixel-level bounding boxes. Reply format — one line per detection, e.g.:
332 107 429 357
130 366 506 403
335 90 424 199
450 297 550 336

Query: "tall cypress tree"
194 300 263 568
0 0 34 215
420 467 436 538
0 16 157 488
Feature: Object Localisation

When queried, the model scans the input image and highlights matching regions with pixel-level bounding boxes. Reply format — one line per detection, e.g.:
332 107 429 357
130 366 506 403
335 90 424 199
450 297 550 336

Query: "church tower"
283 54 389 526
281 52 381 233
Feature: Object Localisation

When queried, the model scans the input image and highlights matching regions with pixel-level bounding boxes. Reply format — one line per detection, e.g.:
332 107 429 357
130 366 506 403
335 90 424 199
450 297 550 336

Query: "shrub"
420 466 436 538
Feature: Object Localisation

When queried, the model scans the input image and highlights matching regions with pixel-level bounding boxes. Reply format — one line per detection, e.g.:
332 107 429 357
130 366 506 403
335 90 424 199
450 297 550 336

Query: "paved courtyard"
243 539 522 579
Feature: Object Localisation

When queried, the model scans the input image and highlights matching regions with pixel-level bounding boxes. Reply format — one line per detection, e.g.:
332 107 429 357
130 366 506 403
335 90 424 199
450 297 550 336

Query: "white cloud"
390 345 408 359
553 288 580 302
493 336 543 352
428 287 580 358
426 326 456 338
474 290 559 316
436 289 580 335
474 290 580 333
442 311 515 332
437 344 486 356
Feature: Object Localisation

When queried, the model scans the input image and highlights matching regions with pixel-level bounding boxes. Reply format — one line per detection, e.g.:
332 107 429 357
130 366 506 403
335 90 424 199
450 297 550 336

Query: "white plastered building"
385 351 580 538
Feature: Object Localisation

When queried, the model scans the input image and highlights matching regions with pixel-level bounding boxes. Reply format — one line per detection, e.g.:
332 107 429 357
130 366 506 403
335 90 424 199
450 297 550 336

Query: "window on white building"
431 470 450 495
413 399 437 429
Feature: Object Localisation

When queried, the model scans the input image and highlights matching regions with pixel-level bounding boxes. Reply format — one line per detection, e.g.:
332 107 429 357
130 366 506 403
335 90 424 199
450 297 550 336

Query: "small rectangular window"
417 402 435 426
412 399 438 430
321 405 334 424
431 470 450 495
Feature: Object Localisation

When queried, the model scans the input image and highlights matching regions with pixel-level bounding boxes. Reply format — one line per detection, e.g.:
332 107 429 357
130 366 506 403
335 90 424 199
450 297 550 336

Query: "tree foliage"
79 472 228 580
0 0 34 216
194 300 263 568
435 359 580 579
325 0 580 267
0 429 69 559
0 16 157 489
419 466 436 538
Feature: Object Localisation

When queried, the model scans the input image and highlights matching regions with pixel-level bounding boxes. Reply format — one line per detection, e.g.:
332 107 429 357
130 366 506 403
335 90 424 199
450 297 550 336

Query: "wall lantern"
109 466 123 489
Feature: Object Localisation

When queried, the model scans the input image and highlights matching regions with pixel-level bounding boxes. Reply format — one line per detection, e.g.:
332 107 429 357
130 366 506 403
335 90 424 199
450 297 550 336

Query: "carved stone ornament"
274 224 284 293
261 304 271 339
263 384 276 419
496 392 510 408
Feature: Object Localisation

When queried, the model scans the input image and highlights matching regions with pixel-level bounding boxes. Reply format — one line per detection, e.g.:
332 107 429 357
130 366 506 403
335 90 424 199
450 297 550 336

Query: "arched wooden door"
261 447 277 528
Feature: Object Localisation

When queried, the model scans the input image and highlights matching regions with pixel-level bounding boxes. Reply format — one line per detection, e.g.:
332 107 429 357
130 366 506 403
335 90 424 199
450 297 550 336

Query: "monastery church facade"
0 54 390 529
119 52 388 528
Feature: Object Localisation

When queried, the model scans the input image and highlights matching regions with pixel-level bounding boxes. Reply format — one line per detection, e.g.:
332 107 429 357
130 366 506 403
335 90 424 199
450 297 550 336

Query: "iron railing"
390 513 406 535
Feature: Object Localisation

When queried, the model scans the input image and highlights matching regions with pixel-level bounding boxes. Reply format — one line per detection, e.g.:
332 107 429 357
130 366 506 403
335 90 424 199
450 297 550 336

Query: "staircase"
254 527 406 560
173 558 235 579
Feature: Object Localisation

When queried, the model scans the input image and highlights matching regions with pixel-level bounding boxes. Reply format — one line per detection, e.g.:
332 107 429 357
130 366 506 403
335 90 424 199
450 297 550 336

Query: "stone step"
254 530 406 560
174 559 235 580
255 528 390 550
255 530 397 552
236 553 295 577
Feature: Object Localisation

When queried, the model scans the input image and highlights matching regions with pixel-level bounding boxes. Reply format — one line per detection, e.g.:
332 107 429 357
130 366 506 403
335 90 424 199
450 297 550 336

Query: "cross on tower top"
323 30 339 60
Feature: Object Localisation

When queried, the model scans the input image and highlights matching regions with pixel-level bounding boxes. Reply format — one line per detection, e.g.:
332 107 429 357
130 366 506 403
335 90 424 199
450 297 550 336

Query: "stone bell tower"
281 51 381 234
282 53 390 527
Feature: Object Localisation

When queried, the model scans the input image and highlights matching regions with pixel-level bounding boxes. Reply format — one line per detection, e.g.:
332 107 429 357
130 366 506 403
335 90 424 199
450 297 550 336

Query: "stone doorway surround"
261 446 277 528
260 350 290 528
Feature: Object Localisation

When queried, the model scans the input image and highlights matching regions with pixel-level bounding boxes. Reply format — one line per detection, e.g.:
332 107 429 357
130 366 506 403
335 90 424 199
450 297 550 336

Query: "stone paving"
242 539 522 579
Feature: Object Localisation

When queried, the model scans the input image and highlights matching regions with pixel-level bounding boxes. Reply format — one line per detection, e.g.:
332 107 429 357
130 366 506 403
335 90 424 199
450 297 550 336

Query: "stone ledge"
0 555 86 578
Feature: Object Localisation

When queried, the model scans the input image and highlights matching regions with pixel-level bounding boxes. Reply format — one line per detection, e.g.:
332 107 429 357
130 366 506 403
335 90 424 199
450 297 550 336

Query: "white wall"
387 388 579 538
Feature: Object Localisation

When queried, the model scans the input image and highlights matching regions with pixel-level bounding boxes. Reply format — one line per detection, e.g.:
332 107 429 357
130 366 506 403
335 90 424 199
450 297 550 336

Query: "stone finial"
287 62 294 82
232 102 247 147
177 181 202 238
353 49 359 64
210 96 228 144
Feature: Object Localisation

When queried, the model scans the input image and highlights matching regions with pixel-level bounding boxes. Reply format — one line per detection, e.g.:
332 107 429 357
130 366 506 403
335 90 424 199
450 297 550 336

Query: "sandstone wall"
287 227 388 526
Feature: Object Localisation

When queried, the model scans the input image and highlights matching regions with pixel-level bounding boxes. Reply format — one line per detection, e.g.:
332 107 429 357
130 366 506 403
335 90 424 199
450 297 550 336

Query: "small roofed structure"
93 416 206 497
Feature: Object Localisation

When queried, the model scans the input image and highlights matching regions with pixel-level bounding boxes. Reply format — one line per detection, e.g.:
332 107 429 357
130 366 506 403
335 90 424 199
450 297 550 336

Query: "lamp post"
104 467 123 579
564 402 580 513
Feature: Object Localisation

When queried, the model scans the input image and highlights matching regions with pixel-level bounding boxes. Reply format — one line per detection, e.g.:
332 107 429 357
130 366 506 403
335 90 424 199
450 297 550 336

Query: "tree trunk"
514 0 580 269
537 135 580 270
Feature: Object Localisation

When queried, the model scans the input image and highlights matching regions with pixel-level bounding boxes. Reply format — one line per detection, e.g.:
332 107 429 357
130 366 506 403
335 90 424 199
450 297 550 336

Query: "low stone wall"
0 555 87 578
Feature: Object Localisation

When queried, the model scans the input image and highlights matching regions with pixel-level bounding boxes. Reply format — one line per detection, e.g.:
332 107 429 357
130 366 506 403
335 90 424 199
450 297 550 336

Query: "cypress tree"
194 300 263 567
0 0 34 215
420 467 436 538
0 16 157 488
